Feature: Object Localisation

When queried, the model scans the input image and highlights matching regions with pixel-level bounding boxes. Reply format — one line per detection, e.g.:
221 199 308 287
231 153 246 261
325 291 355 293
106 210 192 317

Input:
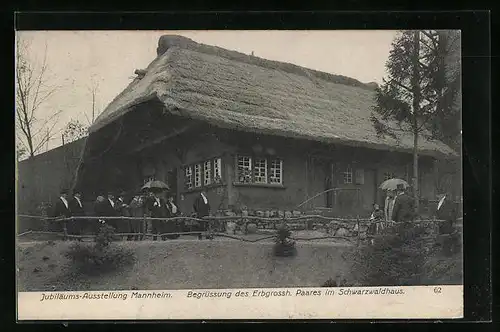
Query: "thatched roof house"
73 35 458 216
90 35 455 158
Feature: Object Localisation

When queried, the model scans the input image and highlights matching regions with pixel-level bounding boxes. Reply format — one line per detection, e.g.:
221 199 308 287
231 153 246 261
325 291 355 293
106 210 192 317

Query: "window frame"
236 155 253 184
269 158 283 185
194 163 202 188
182 156 225 192
143 175 156 185
253 157 268 184
383 171 396 181
343 164 353 184
213 157 223 184
203 160 212 186
184 166 193 190
234 154 284 187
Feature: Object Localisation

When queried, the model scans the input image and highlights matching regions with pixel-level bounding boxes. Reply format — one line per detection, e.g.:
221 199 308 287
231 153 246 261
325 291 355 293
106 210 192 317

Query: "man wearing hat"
94 192 119 230
115 191 131 240
145 190 168 241
129 194 145 241
51 188 72 237
391 183 415 223
435 189 458 234
68 191 85 238
193 189 211 240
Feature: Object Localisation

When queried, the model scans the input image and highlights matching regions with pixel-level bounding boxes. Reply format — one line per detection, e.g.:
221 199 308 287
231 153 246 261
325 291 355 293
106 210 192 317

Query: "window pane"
213 158 222 183
204 160 212 185
144 175 156 185
254 158 267 183
194 164 202 187
269 159 282 184
184 166 193 189
237 156 252 183
383 171 395 181
343 164 353 184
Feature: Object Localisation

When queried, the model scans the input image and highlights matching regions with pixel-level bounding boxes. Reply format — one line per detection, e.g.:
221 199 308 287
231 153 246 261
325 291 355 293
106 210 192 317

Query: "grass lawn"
17 238 353 291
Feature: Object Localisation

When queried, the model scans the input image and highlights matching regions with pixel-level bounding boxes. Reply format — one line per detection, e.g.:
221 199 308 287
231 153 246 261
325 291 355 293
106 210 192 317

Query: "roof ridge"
156 35 375 91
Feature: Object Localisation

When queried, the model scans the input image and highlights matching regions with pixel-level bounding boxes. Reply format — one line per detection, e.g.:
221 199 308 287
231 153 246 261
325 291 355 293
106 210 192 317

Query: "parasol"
141 180 170 191
379 178 409 191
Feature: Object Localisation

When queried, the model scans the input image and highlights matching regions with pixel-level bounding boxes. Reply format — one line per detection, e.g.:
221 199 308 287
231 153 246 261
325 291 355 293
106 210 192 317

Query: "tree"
371 30 460 210
16 143 27 161
83 76 102 126
15 35 61 158
426 30 461 152
62 119 88 145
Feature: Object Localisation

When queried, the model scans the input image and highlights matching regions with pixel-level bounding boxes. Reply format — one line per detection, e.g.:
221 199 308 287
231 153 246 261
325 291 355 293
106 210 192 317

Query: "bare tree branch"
33 118 62 154
15 35 62 158
87 76 101 124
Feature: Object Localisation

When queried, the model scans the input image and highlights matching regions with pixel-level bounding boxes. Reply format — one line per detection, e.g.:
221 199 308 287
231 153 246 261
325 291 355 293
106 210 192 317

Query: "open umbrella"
141 180 170 192
379 178 409 191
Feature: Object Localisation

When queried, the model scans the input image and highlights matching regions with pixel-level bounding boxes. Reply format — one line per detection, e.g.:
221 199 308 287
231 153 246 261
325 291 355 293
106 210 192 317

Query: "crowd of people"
49 182 458 242
50 187 213 241
368 183 459 236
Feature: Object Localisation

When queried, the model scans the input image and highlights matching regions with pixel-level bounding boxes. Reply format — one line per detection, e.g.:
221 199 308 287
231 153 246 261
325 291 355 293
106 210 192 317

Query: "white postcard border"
17 285 463 320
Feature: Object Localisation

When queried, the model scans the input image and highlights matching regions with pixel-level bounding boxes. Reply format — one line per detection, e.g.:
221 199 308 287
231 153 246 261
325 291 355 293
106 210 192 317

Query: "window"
204 160 212 186
184 167 193 189
343 164 353 184
235 156 283 185
144 175 156 185
213 158 222 183
194 164 202 188
237 156 252 183
269 159 283 184
184 157 224 190
254 158 268 183
384 172 395 181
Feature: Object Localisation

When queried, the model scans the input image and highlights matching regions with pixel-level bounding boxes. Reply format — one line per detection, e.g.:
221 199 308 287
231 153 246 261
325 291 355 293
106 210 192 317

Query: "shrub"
64 242 136 275
347 223 432 286
440 231 462 257
322 278 338 287
273 223 297 257
322 276 354 287
95 224 118 250
64 225 135 275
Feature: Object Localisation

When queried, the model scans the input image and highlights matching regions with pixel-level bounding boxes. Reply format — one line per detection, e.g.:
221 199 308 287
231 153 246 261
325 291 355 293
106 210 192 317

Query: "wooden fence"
17 214 462 245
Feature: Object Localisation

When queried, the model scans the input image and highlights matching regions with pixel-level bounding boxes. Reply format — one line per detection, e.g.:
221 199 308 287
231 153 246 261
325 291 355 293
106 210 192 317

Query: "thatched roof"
91 35 456 158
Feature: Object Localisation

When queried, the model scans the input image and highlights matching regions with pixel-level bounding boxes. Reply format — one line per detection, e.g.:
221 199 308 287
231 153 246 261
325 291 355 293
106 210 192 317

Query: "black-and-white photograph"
16 30 462 318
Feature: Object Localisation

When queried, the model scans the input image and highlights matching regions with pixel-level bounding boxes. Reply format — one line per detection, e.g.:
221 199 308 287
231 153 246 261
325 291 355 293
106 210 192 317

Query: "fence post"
63 217 69 241
356 215 360 247
142 216 147 241
242 214 246 235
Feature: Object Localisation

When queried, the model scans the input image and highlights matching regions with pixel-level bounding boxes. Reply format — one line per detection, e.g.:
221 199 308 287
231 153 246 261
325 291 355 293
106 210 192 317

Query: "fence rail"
18 214 460 223
16 213 460 245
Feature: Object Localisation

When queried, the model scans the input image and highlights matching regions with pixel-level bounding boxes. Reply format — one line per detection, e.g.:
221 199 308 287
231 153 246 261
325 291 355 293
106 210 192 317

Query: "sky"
16 30 398 152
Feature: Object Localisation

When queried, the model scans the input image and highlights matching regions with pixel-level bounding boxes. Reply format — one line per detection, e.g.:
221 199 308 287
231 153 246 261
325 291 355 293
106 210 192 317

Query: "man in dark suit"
193 189 211 240
115 192 131 239
145 190 168 240
51 189 72 237
164 195 181 239
94 192 118 230
436 190 458 234
68 191 85 238
391 184 415 223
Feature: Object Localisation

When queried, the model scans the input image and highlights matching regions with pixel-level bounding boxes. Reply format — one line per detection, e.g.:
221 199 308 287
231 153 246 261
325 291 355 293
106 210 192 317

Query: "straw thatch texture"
91 35 456 158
